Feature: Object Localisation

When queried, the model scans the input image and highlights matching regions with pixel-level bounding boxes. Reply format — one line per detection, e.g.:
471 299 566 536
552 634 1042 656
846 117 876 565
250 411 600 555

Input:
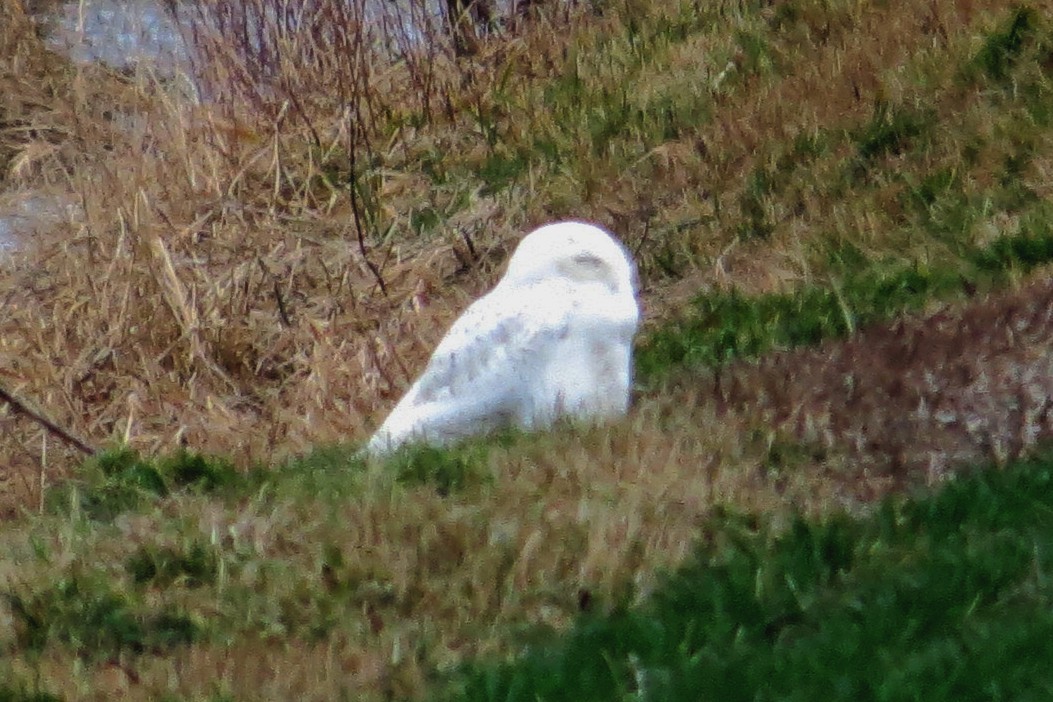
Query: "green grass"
440 449 1053 701
637 207 1053 379
389 442 496 497
634 4 1053 380
7 573 200 659
10 440 1053 699
37 437 499 529
968 7 1039 85
44 448 246 522
0 686 62 702
854 103 935 165
126 541 220 588
0 438 504 663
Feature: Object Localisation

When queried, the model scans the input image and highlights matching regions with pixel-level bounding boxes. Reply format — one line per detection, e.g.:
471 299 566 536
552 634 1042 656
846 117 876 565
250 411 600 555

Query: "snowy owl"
365 221 640 456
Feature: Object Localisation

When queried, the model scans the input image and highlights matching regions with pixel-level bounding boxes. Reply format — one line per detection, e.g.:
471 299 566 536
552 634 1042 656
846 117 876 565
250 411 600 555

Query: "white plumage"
365 221 640 456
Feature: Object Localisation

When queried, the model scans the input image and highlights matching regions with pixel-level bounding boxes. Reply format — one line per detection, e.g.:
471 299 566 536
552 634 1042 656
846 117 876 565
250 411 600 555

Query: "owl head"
500 221 637 296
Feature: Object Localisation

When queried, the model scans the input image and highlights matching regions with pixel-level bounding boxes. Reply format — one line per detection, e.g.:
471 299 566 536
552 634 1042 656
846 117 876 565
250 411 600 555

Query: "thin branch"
346 106 388 297
0 383 96 456
273 279 293 327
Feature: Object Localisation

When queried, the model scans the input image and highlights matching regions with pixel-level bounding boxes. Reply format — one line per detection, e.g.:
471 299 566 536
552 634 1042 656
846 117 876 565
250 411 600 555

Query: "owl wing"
365 285 572 455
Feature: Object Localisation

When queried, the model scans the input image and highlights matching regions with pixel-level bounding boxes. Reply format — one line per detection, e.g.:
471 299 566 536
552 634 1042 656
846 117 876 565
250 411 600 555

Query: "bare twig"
0 383 96 456
273 279 293 327
346 106 388 297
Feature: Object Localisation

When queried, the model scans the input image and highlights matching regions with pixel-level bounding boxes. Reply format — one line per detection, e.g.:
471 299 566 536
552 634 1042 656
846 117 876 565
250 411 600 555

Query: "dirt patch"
708 273 1053 489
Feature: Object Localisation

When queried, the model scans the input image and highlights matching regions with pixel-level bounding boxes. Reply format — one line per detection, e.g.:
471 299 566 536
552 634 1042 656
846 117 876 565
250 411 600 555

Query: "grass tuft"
388 438 502 496
7 575 200 659
126 541 219 589
46 448 246 521
161 450 243 494
855 103 934 163
971 6 1038 83
51 449 169 522
0 686 62 702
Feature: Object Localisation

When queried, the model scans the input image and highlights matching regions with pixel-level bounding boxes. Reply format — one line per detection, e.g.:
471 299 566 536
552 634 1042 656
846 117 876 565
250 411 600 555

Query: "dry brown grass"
1 0 1040 515
629 0 1051 303
0 393 850 700
0 0 521 510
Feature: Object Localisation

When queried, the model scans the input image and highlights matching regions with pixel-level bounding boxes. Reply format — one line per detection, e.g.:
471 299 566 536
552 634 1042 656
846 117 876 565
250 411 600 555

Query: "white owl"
365 221 640 456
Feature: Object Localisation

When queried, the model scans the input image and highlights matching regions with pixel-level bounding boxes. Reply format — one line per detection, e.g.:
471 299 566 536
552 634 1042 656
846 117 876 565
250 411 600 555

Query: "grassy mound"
443 449 1053 701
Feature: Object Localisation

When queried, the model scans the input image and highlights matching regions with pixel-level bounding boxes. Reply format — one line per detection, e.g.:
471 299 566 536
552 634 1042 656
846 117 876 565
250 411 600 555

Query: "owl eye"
572 252 604 267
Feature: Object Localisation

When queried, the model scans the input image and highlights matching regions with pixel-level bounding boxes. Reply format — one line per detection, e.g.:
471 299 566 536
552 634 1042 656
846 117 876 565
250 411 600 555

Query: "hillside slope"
1 0 1053 698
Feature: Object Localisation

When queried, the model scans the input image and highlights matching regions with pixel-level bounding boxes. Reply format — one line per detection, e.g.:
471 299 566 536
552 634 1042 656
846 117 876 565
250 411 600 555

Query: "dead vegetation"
0 0 1047 497
0 0 528 510
0 0 1045 514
